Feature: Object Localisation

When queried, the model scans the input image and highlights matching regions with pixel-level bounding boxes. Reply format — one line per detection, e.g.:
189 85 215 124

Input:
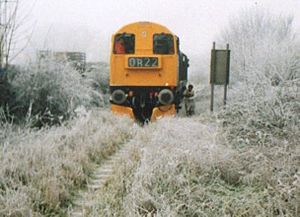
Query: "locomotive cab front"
109 22 189 123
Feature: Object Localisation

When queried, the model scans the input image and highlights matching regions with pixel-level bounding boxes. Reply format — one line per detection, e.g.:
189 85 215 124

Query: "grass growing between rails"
87 142 141 217
0 110 134 216
89 116 299 217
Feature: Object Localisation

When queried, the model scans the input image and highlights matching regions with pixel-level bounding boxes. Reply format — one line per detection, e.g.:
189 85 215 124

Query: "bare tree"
0 0 19 70
0 0 35 72
219 8 299 84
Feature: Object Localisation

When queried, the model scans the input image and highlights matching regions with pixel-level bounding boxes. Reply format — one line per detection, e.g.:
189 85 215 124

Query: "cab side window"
176 37 180 53
153 33 174 54
114 33 135 54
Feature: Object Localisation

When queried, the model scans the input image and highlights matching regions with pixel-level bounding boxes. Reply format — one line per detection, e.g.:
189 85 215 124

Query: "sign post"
210 42 230 111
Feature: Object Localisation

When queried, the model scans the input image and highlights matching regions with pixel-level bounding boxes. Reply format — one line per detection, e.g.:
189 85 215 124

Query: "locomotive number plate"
128 57 159 68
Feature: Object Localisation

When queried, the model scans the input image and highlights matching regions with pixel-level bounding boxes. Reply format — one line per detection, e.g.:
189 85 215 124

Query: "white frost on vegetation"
0 110 134 216
8 58 102 126
123 117 234 216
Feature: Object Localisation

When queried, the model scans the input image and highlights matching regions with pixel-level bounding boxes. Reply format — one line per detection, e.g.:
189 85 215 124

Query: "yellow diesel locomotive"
110 21 189 123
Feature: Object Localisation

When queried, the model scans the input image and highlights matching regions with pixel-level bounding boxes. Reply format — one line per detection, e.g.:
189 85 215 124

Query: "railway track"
69 142 132 217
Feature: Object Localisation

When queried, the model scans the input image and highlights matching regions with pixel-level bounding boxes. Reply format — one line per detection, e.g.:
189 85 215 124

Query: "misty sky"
19 0 300 70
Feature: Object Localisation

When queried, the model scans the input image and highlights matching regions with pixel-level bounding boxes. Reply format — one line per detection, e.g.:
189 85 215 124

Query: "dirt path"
69 142 132 217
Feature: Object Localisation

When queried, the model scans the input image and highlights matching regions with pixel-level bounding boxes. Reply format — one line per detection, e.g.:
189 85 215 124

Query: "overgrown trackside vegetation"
85 62 110 95
88 8 300 217
0 59 103 127
0 111 134 216
86 141 141 217
88 116 299 216
0 7 299 217
218 9 299 149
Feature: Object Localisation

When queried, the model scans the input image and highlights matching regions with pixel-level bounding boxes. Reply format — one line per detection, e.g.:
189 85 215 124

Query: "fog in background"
18 0 300 74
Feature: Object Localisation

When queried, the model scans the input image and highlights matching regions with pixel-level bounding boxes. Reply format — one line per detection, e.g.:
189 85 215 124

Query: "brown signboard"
210 43 231 111
210 48 230 85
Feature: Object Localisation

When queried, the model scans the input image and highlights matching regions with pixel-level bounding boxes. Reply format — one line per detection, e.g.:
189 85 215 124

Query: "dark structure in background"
210 42 231 111
38 50 87 72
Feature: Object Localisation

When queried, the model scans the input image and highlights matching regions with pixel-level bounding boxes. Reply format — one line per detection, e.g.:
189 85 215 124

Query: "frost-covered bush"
218 8 300 147
0 110 134 216
85 62 109 95
8 58 102 126
220 8 299 84
0 78 11 109
0 66 19 122
84 62 110 107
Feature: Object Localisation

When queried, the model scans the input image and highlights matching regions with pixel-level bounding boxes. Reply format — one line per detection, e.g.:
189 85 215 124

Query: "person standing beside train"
183 84 195 116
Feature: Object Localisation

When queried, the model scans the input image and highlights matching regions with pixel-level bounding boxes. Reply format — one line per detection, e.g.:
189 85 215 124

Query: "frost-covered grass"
87 142 141 217
89 116 299 216
0 110 134 216
86 11 300 212
1 7 299 217
86 10 299 217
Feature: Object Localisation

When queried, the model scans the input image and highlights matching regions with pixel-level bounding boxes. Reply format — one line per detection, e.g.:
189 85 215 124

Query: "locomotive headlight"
111 89 127 104
158 89 174 105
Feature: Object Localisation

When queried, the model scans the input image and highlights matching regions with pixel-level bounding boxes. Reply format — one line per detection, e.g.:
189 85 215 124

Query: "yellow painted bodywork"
151 105 176 121
111 104 134 119
110 22 179 87
110 22 180 121
111 104 176 121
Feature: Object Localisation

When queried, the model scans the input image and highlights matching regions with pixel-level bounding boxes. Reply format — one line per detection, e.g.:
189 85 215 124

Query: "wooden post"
223 82 227 106
211 84 214 112
210 42 216 112
223 43 229 106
